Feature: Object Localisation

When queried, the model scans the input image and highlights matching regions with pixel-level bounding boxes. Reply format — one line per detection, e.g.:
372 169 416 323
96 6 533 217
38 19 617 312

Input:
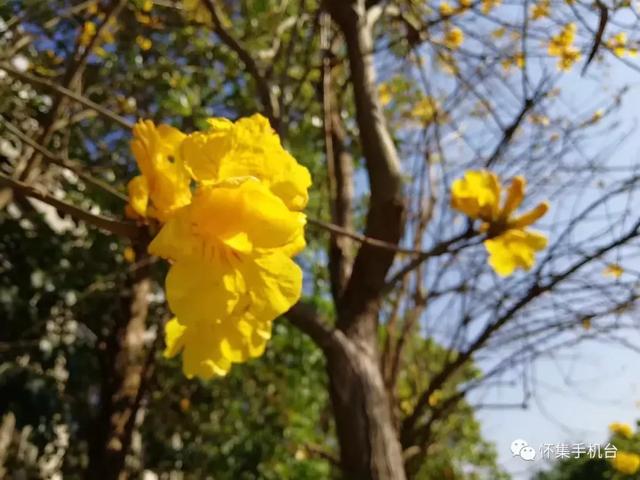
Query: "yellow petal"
501 176 525 218
163 317 186 359
127 175 149 217
129 120 190 221
164 257 241 325
509 201 549 229
150 178 305 261
485 229 548 276
451 170 502 221
180 114 312 211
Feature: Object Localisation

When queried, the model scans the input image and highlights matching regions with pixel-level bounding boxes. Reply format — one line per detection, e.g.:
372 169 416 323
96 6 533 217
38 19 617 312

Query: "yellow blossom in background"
136 35 153 51
609 422 634 438
451 171 549 276
590 109 604 123
612 451 640 475
482 0 501 14
428 390 443 407
123 246 136 263
606 32 638 58
548 23 582 71
501 52 525 72
378 82 393 106
531 0 551 20
603 264 624 278
451 170 501 222
443 27 464 50
491 27 506 39
484 229 548 276
530 114 550 126
79 21 97 48
440 2 455 15
410 96 443 125
87 2 99 16
142 0 153 12
126 120 191 221
179 397 191 412
458 0 472 9
126 114 311 380
182 0 212 23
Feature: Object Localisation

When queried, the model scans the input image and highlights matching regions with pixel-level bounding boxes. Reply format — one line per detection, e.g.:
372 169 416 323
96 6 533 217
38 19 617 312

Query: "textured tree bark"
86 250 152 480
326 328 407 480
317 1 408 478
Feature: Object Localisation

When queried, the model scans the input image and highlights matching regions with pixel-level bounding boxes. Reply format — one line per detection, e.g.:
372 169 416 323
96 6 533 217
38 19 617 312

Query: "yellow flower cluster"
501 52 525 72
410 96 444 125
451 171 549 276
612 451 640 475
606 32 638 58
183 0 212 23
548 23 582 71
378 83 394 106
443 26 465 50
482 0 502 14
531 0 551 20
609 422 634 438
126 115 311 379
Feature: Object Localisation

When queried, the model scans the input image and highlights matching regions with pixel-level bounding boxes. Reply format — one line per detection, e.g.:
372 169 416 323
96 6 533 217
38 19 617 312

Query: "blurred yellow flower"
440 2 455 15
451 170 501 222
123 246 136 263
451 171 549 276
612 451 640 475
548 23 582 71
378 82 393 106
126 120 191 222
136 35 153 51
79 21 97 48
501 52 525 72
603 264 624 278
410 96 443 125
491 27 506 39
482 0 501 14
428 389 443 407
531 0 551 20
606 32 638 58
183 0 209 22
142 0 153 12
443 27 464 50
609 422 634 438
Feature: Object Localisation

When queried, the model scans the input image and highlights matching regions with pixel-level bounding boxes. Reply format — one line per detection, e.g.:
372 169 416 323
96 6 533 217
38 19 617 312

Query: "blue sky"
475 57 640 479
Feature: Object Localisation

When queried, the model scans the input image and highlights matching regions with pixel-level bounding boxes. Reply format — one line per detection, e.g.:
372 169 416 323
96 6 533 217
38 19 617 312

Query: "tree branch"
401 216 640 445
0 173 143 239
0 63 133 130
201 0 280 128
325 0 406 333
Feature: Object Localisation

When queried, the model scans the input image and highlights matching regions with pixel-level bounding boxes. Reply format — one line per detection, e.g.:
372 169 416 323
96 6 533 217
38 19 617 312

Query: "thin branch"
201 0 280 127
0 115 128 201
401 216 640 445
0 173 143 239
0 63 133 130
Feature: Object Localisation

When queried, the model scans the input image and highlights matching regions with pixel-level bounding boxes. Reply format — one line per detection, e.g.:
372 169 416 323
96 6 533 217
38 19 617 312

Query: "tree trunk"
87 250 152 480
327 335 407 480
